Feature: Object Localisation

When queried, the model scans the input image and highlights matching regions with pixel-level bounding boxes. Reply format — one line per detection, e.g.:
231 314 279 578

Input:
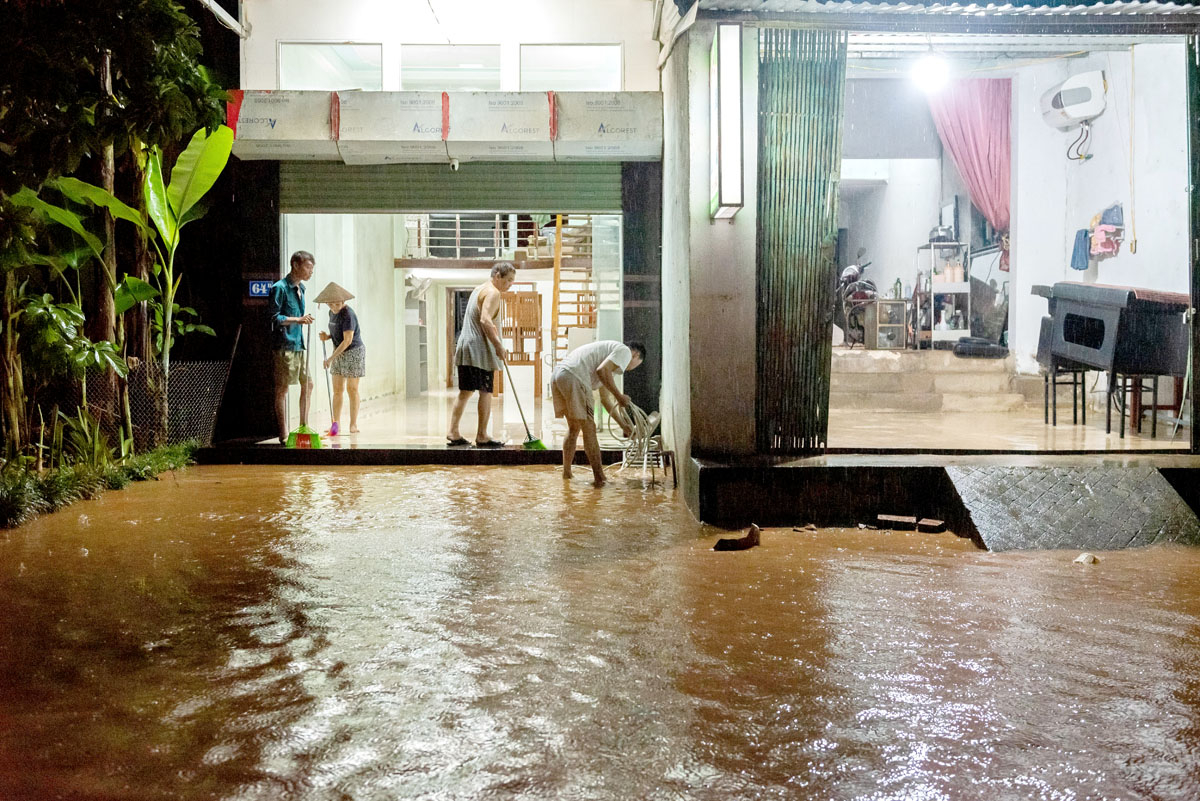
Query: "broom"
321 337 339 436
285 310 321 449
502 360 546 450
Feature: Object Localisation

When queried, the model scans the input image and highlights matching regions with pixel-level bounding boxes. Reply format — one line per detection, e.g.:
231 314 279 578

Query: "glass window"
520 45 622 91
279 43 383 91
401 45 502 91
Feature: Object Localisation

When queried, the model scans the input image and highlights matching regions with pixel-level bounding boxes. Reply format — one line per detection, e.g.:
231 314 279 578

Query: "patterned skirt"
331 346 366 378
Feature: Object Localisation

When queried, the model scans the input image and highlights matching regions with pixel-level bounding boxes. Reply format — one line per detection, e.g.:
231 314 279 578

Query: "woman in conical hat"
315 282 365 434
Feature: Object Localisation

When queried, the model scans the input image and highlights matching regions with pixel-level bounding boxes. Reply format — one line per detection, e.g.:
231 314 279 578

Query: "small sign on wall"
248 280 272 298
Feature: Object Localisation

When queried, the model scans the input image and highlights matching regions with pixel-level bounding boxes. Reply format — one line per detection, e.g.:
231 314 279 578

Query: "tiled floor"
263 389 626 451
265 389 1189 453
827 407 1190 451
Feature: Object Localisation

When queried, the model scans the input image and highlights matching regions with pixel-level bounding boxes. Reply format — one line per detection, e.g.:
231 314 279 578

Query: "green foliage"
8 188 103 257
121 441 197 480
0 0 228 196
115 276 159 316
50 177 148 232
61 407 115 470
151 301 215 357
33 467 82 512
0 461 44 528
0 439 198 528
19 290 128 384
142 125 231 377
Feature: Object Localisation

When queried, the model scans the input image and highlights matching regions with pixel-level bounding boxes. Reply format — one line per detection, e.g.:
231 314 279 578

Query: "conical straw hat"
314 282 354 304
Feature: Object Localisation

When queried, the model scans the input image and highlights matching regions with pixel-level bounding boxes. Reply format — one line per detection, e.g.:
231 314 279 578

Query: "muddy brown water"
2 465 1200 800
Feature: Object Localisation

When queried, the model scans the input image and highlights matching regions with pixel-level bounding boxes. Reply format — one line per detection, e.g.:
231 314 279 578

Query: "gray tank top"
454 284 502 371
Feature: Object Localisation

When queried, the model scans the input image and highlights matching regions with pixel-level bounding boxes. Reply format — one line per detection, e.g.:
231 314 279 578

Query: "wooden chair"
493 290 542 395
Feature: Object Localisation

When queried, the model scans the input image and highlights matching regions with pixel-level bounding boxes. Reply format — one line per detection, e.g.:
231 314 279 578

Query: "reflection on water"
2 465 1200 799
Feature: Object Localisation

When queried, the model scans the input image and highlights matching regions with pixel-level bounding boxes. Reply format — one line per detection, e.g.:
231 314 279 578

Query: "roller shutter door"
279 161 623 213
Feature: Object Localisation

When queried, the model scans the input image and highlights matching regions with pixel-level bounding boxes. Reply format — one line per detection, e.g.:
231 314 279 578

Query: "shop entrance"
823 33 1192 452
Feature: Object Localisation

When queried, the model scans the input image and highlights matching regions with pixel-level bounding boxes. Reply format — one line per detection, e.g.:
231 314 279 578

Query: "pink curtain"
928 78 1011 239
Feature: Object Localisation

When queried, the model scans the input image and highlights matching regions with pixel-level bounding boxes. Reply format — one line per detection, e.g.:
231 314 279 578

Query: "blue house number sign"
248 280 272 298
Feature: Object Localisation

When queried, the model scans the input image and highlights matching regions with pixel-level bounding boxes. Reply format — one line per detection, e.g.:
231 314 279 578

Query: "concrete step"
829 392 942 412
941 392 1026 413
832 348 1014 374
932 373 1014 394
830 390 1025 413
831 371 1013 394
830 372 936 393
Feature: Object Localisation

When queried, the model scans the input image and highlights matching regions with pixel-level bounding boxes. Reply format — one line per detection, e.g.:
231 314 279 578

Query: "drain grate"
946 466 1200 552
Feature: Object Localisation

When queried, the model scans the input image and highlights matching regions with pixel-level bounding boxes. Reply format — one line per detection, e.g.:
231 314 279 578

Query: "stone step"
832 348 1013 374
829 390 1026 413
941 392 1026 413
932 373 1014 394
829 392 943 412
829 372 935 393
830 371 1013 394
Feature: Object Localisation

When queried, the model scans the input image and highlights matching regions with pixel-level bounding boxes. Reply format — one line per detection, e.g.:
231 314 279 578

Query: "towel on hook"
1070 229 1091 271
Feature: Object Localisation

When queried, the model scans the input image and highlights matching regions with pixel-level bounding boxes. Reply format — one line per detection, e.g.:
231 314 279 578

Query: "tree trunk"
1 272 26 457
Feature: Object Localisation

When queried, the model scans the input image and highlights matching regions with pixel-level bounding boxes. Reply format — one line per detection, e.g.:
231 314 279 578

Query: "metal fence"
80 358 234 451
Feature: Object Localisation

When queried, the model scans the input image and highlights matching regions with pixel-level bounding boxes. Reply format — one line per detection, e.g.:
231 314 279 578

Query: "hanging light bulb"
912 52 950 94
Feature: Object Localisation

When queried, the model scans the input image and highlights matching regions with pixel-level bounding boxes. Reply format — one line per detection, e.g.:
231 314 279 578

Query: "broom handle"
502 360 533 437
321 337 334 415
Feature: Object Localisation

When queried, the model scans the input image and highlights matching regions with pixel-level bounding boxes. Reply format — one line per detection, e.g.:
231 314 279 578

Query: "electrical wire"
1127 45 1138 253
1067 121 1092 162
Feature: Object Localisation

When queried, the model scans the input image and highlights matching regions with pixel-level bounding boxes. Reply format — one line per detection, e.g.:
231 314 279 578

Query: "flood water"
2 465 1200 800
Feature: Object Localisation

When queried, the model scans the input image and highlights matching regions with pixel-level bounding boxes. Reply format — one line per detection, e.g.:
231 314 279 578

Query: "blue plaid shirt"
268 277 306 351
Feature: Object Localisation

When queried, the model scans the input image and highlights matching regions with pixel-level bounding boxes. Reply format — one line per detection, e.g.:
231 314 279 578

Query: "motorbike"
835 248 877 348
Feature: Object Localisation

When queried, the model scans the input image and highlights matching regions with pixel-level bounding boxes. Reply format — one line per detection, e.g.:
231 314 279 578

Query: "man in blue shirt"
268 251 316 444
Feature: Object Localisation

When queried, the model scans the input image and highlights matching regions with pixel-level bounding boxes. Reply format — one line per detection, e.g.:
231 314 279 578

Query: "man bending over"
551 340 645 486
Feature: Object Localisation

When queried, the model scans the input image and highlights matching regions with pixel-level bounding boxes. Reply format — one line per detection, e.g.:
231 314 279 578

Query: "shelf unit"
913 241 971 347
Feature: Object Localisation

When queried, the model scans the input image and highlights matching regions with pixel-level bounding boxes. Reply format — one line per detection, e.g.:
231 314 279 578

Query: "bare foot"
349 426 360 433
563 469 573 479
592 473 607 487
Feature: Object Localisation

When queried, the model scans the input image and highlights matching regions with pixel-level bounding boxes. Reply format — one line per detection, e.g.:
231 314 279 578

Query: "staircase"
830 348 1025 412
548 214 621 363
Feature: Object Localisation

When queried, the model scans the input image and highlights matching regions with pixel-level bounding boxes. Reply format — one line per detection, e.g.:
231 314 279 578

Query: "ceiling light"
911 52 950 94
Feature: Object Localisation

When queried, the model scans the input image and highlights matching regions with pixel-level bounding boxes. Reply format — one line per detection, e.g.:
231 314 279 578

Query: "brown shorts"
274 350 310 386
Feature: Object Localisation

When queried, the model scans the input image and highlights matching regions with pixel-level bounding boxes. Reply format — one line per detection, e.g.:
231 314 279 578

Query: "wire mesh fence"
76 359 234 451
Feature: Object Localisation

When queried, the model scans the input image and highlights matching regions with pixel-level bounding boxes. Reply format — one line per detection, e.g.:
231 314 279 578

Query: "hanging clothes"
1070 229 1091 271
1091 224 1121 256
1100 203 1124 227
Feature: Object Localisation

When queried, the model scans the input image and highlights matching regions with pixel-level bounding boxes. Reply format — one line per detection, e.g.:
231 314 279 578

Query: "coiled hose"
606 402 660 474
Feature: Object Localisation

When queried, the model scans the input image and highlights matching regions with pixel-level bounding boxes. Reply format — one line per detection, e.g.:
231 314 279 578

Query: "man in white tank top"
551 340 645 486
447 262 516 447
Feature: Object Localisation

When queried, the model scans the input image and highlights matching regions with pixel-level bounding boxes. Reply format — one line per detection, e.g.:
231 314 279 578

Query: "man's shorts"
274 350 309 386
551 365 593 421
457 364 495 393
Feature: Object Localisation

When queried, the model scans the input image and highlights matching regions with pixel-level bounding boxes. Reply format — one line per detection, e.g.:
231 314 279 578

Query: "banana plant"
142 125 233 383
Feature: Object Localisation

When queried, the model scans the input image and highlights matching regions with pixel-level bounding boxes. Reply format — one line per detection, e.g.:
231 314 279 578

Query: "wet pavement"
2 465 1200 799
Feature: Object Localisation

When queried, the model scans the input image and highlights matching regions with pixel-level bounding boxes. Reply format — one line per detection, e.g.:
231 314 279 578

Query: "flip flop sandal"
474 440 506 448
446 437 470 447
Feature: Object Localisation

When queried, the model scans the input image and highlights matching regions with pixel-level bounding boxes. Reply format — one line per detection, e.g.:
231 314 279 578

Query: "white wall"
838 159 942 300
680 22 759 459
240 0 660 91
660 26 692 502
282 213 400 426
1010 43 1189 374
